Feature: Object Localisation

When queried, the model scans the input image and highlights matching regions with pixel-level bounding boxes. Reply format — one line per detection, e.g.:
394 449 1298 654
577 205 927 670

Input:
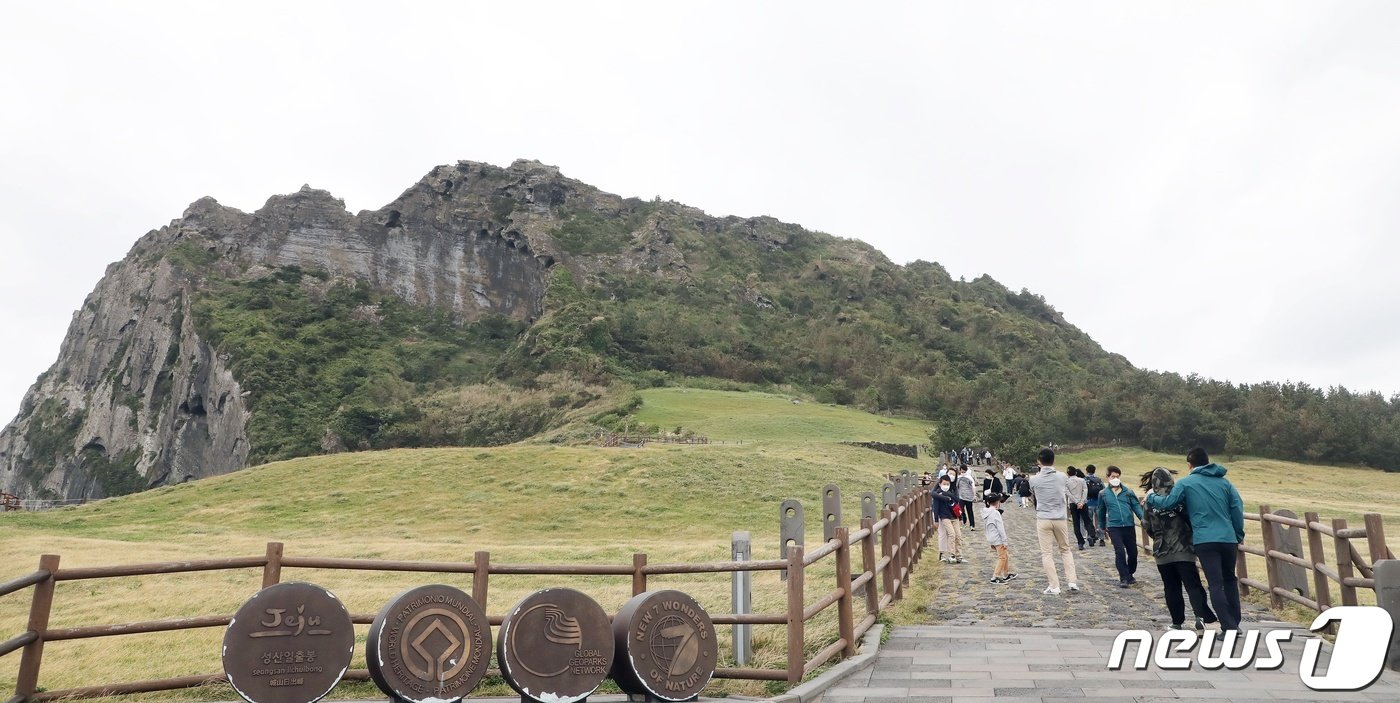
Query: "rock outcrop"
0 159 626 499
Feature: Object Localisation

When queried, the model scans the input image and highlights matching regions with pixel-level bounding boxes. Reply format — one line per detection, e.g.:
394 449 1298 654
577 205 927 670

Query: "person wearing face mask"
1096 465 1144 588
956 466 977 528
932 475 965 563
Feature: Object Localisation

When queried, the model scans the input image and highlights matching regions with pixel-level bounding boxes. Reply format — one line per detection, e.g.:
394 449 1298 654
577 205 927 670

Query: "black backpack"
1085 474 1104 499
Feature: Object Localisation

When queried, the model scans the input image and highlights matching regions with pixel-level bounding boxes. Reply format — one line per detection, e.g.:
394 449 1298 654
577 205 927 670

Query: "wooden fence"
1239 506 1394 614
0 488 931 702
1137 504 1394 619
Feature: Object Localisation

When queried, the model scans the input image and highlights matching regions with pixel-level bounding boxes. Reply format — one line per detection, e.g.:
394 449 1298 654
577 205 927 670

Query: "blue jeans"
1107 526 1137 581
1195 542 1242 630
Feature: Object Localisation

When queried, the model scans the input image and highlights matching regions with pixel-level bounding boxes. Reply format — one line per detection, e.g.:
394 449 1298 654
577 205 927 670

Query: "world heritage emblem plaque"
366 584 491 703
222 582 355 703
610 590 718 702
497 588 615 703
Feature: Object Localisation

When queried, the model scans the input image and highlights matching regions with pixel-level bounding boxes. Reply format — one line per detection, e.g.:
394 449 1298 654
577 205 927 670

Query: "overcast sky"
3 1 1399 424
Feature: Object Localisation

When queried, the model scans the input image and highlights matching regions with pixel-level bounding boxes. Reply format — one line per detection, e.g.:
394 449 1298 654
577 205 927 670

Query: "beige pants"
992 544 1011 578
938 518 962 556
1036 518 1078 589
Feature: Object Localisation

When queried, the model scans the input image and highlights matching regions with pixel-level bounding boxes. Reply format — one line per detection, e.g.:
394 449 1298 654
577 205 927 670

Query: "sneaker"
1117 580 1129 588
1067 583 1080 592
1170 622 1185 630
1127 577 1137 585
953 556 966 564
990 577 1006 584
1043 586 1061 595
1195 617 1205 631
1005 573 1018 581
1078 545 1086 551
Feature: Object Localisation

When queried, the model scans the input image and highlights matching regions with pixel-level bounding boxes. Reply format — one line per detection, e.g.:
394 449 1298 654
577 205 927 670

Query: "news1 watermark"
1108 606 1396 692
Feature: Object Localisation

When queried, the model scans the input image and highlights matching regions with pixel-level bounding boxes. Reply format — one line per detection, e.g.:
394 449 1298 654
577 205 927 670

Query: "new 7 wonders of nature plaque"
366 584 491 703
611 590 718 702
223 582 355 703
498 588 614 703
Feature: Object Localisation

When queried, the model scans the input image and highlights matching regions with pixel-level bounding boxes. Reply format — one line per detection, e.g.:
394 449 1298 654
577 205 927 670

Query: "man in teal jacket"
1145 447 1246 631
1096 466 1144 588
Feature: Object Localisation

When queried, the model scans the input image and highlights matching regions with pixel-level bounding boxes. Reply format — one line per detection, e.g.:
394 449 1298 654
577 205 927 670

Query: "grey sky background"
2 1 1398 424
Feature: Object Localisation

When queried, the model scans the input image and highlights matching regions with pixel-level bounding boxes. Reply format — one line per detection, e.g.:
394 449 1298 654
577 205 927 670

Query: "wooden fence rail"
1136 503 1392 626
0 487 933 701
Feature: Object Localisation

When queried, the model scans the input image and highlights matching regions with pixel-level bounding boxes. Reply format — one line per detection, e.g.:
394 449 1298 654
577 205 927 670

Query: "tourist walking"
1096 466 1144 588
1002 463 1015 494
1084 465 1106 546
956 466 977 528
932 474 964 563
982 467 1004 497
1066 467 1098 550
1016 471 1032 508
1140 467 1219 630
983 492 1016 583
1029 448 1078 595
1146 448 1246 631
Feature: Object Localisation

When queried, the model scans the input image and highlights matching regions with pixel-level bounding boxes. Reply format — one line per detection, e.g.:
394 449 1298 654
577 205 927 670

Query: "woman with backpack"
1141 467 1219 630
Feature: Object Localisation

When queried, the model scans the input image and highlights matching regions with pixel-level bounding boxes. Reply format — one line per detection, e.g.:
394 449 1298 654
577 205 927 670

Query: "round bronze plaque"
222 582 355 703
366 584 490 703
611 590 718 702
498 588 614 703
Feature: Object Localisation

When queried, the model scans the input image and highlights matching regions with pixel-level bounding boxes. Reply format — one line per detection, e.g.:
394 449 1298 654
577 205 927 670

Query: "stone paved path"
818 625 1400 703
815 501 1400 701
922 499 1278 629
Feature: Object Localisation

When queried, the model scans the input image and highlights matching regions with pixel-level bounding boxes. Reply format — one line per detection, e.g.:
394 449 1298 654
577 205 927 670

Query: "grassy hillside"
632 388 933 443
0 422 932 700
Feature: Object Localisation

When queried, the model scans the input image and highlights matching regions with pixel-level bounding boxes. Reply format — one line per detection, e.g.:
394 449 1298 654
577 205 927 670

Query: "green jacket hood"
1193 463 1227 478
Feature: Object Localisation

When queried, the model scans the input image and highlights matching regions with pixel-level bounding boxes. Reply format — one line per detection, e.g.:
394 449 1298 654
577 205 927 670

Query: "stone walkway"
922 500 1278 629
815 501 1400 701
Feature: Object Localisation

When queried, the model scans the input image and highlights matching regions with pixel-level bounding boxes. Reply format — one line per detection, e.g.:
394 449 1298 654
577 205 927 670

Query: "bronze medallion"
222 582 355 703
497 588 614 703
611 591 718 702
366 584 490 703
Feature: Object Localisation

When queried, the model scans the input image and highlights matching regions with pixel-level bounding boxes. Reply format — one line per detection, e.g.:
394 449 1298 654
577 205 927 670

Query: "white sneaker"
1043 586 1061 595
1067 583 1080 592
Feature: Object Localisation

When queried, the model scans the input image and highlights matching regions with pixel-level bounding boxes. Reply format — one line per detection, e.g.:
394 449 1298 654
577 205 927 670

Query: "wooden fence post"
473 551 490 609
1236 531 1250 599
261 542 283 589
1365 514 1389 565
1304 512 1331 612
786 545 805 686
1259 505 1283 609
860 517 879 617
881 509 894 602
632 553 648 596
15 554 59 703
1334 518 1358 607
834 526 856 658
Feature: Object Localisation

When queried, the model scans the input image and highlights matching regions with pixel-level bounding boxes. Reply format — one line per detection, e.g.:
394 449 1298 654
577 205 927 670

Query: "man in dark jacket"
1141 467 1218 630
931 476 964 563
1145 447 1246 631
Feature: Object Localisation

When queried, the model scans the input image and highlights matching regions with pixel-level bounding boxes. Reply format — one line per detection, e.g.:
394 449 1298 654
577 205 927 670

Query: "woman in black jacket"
982 468 1004 497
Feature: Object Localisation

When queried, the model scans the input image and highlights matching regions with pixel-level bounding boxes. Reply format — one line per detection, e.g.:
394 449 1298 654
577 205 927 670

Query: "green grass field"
632 388 933 443
4 389 1395 701
0 422 933 700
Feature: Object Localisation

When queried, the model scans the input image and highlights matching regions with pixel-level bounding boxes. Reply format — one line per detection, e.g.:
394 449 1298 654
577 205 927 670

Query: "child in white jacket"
983 493 1016 584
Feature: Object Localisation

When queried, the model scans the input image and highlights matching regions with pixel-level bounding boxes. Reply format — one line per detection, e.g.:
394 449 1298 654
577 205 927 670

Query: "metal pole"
731 531 752 666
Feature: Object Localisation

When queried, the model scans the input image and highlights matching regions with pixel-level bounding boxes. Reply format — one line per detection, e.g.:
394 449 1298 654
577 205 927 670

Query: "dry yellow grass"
0 441 934 700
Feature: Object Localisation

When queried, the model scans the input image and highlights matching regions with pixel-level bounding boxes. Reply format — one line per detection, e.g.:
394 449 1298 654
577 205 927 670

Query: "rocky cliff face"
0 159 603 499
